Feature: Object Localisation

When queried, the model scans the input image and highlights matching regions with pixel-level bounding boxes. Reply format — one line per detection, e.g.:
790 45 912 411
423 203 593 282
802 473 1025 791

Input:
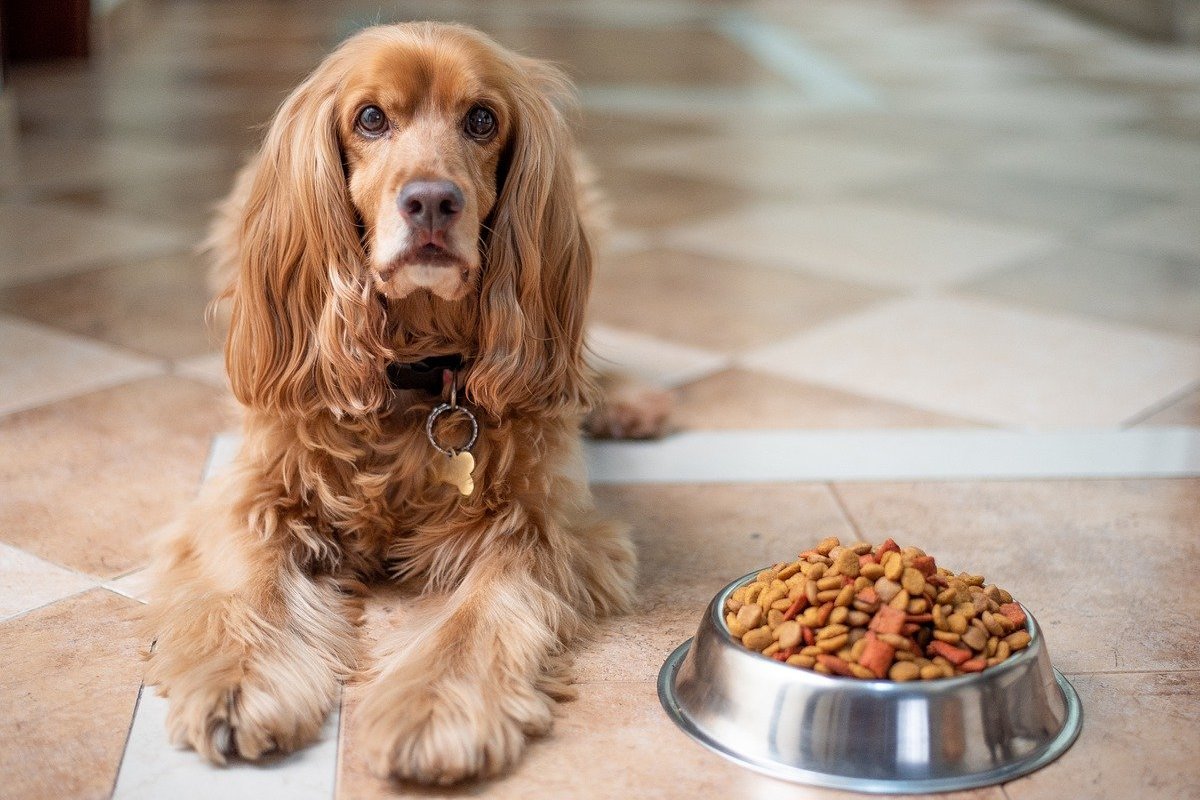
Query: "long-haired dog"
143 22 649 785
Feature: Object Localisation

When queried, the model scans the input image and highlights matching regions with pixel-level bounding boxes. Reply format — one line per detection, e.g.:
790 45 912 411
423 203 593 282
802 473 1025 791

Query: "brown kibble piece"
776 620 803 649
727 539 1028 680
736 603 763 631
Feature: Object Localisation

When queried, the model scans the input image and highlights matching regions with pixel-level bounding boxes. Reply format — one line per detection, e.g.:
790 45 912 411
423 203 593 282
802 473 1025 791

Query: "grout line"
0 584 100 625
1065 668 1200 676
111 681 147 799
331 687 345 800
1120 376 1200 428
826 484 866 541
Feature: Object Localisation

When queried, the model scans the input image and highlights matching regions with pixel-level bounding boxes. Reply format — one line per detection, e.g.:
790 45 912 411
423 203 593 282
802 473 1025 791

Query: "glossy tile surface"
0 201 188 288
0 251 222 360
0 590 143 800
0 377 230 577
0 314 161 415
592 248 892 352
674 368 981 430
666 200 1058 289
741 294 1200 427
2 0 1199 797
962 244 1200 337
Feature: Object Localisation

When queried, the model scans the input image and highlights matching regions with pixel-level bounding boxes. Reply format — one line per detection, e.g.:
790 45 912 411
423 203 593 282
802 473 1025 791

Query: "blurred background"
0 1 1198 799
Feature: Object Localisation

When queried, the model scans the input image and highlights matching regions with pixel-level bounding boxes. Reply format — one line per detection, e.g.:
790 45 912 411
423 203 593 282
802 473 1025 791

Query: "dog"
144 22 663 785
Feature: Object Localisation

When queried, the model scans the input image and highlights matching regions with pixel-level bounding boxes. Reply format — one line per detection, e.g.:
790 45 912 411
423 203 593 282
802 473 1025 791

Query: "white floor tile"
665 201 1057 289
174 352 229 390
113 688 340 800
203 432 243 481
896 84 1146 131
103 568 155 605
739 294 1200 428
586 427 1200 484
0 202 189 289
1096 203 1200 263
0 542 96 621
622 134 934 197
587 324 729 388
980 134 1200 198
0 315 162 416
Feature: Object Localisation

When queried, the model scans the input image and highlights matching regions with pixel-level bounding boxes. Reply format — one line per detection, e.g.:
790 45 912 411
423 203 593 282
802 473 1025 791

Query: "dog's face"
226 23 596 418
337 40 512 301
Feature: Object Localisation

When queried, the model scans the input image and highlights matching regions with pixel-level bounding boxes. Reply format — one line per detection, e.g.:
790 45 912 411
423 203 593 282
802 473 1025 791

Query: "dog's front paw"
161 671 331 764
362 673 554 784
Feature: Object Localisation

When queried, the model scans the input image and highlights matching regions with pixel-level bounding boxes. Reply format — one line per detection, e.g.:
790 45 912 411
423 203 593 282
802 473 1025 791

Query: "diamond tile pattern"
1 0 1199 798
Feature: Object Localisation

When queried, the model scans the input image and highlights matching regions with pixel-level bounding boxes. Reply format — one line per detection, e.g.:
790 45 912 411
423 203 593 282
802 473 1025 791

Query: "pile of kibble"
724 537 1030 680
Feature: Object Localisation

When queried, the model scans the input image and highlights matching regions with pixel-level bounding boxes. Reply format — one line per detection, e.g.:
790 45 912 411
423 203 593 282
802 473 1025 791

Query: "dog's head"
225 23 593 419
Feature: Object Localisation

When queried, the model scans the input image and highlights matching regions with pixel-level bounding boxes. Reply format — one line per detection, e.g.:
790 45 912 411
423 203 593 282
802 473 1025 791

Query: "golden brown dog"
144 22 654 785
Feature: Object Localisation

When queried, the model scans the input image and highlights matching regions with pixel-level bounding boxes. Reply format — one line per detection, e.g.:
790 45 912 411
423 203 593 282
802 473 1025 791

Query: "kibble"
726 537 1029 680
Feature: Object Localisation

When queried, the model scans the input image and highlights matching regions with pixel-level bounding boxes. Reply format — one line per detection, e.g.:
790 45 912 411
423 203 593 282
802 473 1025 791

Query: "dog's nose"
397 180 463 234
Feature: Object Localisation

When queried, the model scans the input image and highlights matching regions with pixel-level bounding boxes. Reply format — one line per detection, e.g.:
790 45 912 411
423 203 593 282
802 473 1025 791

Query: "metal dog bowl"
659 570 1082 794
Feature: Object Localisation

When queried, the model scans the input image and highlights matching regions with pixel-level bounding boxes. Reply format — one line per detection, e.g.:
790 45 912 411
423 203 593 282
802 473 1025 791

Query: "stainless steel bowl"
659 570 1082 794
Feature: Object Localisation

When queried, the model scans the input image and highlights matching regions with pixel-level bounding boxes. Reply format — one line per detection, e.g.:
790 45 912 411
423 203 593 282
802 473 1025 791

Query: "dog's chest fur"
259 397 583 579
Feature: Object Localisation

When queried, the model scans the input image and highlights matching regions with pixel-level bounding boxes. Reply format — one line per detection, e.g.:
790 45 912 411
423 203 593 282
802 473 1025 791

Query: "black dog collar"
386 354 465 395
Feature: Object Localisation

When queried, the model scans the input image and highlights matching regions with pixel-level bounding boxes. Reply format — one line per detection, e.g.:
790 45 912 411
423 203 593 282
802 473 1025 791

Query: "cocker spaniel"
144 22 662 785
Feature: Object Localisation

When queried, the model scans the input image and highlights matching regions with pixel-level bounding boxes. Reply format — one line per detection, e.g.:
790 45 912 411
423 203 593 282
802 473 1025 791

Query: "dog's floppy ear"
468 58 597 417
224 55 390 420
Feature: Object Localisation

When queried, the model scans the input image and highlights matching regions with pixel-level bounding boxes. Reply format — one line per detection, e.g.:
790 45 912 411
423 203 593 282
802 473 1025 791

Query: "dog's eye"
356 105 388 136
464 105 496 141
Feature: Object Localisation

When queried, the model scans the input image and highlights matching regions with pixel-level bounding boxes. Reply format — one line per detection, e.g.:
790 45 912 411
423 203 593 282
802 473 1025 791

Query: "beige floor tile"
103 567 155 605
1136 387 1200 426
896 85 1146 132
578 483 856 682
577 111 716 169
487 25 789 90
961 245 1200 337
666 201 1057 289
0 315 162 416
1095 203 1200 263
0 201 189 288
674 368 986 431
596 165 759 231
592 248 892 354
1004 672 1199 800
0 542 97 622
0 589 144 800
831 479 1200 673
623 133 937 199
0 133 232 196
0 251 223 360
173 351 230 390
339 679 1005 800
862 168 1164 231
46 171 235 237
980 133 1200 197
587 324 729 388
741 294 1200 428
0 376 231 578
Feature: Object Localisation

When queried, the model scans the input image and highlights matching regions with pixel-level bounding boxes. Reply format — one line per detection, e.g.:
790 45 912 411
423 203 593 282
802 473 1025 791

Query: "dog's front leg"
143 469 358 763
359 537 585 785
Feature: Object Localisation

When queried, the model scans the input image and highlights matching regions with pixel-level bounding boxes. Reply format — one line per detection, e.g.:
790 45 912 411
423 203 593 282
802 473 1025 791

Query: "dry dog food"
724 537 1029 680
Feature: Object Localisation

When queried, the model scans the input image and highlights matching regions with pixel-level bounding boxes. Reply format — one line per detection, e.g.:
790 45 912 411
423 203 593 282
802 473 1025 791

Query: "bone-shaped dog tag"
438 450 475 496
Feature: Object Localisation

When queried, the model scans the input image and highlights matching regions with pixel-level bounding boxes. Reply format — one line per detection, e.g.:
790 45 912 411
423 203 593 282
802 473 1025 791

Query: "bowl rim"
660 568 1084 793
714 568 1041 688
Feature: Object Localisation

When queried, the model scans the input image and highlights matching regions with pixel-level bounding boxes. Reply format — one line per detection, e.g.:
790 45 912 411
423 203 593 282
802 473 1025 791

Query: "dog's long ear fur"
467 58 597 418
224 55 390 420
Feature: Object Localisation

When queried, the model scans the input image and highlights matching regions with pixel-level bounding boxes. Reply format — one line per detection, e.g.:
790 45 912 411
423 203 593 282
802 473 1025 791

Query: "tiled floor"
1 1 1198 798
